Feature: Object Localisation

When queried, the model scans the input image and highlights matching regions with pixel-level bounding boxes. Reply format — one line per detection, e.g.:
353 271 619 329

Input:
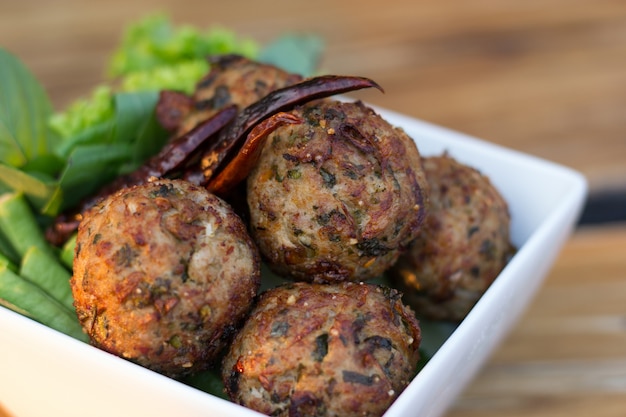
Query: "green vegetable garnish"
0 251 16 272
107 14 258 77
0 265 87 342
48 86 114 141
59 233 77 270
0 192 54 259
20 246 74 312
119 60 209 94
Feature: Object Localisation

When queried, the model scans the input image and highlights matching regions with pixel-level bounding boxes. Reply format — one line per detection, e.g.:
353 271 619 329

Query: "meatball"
389 154 515 322
247 100 428 283
71 179 261 377
222 282 421 417
168 54 303 136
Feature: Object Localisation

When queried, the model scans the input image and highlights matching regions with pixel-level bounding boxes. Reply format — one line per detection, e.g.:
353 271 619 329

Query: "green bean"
0 265 87 342
20 246 74 312
0 192 54 258
0 251 17 272
0 227 20 264
60 232 77 270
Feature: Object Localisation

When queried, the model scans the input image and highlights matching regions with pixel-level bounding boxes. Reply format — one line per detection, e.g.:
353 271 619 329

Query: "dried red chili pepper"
206 112 304 195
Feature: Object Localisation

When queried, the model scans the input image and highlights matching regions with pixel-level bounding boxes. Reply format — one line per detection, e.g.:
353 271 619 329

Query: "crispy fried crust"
389 154 515 321
247 100 428 283
159 54 303 136
222 282 421 417
71 179 261 377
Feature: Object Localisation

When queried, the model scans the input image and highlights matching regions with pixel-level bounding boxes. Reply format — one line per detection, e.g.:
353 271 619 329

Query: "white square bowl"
0 105 587 417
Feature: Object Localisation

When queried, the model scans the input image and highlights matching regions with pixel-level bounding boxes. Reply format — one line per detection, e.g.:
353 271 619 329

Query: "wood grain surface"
448 224 626 417
2 0 626 192
1 1 625 416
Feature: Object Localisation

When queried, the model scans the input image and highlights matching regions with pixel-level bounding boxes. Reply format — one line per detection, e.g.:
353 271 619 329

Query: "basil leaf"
54 119 116 158
58 143 133 209
112 90 169 173
128 102 169 169
113 90 160 144
21 154 66 177
0 48 60 167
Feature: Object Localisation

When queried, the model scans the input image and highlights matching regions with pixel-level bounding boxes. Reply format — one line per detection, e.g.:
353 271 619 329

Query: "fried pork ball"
166 54 303 135
389 154 515 322
247 100 428 283
222 282 421 417
71 179 261 377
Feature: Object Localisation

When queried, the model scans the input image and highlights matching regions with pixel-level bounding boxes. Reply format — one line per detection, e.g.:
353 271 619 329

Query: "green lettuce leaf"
107 14 258 77
48 86 114 141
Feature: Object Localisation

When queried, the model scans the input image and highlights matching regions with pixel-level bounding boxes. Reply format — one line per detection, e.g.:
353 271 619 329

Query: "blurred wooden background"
2 0 625 193
1 0 626 416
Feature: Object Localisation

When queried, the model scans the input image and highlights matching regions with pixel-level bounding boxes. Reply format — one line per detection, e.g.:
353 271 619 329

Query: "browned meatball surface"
222 282 421 417
71 179 260 377
173 54 303 135
389 154 515 322
247 100 428 283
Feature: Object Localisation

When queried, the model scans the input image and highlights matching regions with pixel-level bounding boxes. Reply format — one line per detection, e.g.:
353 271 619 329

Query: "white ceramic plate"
0 105 587 417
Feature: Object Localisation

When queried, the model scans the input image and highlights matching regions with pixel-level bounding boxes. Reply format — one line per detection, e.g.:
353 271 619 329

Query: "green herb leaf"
0 48 60 167
112 91 158 143
127 100 169 169
54 119 116 158
57 143 134 209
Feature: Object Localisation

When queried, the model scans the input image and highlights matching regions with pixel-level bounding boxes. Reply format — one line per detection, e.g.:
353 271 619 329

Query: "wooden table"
1 1 625 416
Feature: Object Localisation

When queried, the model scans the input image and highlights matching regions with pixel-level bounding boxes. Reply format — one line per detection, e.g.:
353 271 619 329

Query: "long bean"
0 192 54 258
0 265 87 342
0 251 16 271
60 233 77 270
0 227 19 264
20 246 74 312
